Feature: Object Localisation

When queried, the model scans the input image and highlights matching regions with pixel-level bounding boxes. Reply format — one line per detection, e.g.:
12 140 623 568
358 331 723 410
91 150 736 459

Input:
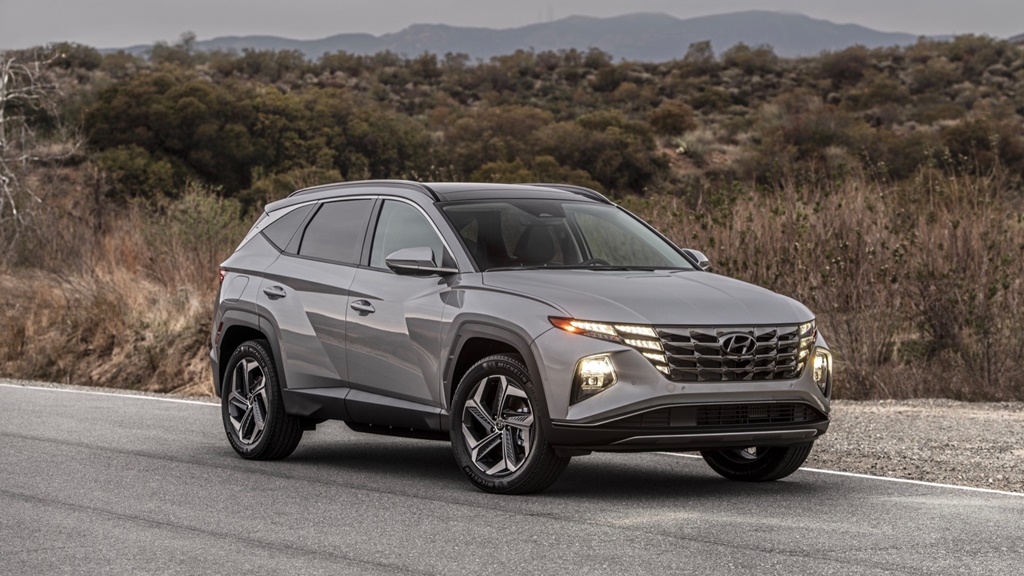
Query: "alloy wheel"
226 358 269 445
460 374 535 477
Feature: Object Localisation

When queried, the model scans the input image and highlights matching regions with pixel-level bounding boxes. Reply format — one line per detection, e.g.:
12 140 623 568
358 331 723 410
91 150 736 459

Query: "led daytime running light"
642 352 667 363
550 317 660 342
623 338 663 351
798 321 814 336
614 324 658 338
569 320 617 336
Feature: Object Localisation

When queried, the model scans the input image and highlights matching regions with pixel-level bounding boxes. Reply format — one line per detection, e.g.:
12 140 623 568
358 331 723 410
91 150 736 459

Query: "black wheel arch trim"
214 311 288 398
442 319 553 436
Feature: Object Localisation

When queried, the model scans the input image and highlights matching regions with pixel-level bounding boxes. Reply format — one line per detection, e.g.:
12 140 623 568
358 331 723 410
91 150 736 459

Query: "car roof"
264 180 610 213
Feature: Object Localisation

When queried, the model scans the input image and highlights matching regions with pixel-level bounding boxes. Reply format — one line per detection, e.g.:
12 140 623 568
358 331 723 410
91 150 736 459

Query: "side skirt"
283 387 446 436
344 422 448 442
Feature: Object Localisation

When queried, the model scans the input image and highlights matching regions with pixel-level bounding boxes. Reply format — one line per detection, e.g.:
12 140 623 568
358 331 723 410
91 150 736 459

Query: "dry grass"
626 168 1024 400
3 166 1024 400
0 270 212 395
0 172 246 395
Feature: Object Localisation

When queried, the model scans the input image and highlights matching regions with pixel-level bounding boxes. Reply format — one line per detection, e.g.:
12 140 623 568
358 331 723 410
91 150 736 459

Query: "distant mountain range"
111 11 940 61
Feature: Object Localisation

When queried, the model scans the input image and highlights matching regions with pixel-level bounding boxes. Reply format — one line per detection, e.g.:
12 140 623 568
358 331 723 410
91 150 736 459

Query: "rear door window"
298 199 374 265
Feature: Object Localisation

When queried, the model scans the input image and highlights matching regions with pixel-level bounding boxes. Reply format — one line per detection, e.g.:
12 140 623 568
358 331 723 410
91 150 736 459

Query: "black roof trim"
522 183 613 205
288 179 439 202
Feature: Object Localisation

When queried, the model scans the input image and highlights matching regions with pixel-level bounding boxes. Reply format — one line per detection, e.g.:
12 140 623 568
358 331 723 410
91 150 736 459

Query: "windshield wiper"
575 265 654 271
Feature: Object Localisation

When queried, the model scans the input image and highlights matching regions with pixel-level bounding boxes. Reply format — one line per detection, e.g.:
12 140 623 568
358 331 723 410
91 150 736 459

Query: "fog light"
812 349 831 395
572 354 617 403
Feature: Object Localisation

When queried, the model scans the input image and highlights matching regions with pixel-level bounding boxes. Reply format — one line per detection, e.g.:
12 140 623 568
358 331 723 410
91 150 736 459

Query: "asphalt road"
2 383 1022 576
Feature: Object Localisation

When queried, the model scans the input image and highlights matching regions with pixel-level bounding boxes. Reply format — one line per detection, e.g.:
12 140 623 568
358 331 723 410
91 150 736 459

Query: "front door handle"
262 285 286 299
350 299 375 314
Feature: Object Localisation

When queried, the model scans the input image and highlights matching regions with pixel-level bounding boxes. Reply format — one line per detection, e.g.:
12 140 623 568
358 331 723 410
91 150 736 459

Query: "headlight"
797 321 816 373
572 354 617 403
550 317 670 377
812 348 831 396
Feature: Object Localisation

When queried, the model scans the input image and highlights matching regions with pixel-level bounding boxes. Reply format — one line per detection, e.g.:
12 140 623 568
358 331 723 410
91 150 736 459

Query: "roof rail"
523 183 613 205
288 179 439 201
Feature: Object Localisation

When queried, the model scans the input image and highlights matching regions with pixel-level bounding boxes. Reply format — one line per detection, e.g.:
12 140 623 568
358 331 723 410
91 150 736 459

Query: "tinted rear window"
298 199 374 265
262 204 314 252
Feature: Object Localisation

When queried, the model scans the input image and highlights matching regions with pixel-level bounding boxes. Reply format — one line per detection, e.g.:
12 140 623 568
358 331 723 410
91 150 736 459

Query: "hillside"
110 11 922 60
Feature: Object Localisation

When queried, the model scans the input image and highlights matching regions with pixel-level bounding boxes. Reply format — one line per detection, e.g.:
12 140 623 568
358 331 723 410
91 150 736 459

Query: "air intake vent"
696 403 821 427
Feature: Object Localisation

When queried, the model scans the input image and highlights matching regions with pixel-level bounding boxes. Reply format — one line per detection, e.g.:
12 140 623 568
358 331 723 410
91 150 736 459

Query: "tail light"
219 269 227 284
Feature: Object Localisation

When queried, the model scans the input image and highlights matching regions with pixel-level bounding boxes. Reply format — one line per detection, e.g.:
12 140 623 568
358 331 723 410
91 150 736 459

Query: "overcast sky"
1 0 1022 50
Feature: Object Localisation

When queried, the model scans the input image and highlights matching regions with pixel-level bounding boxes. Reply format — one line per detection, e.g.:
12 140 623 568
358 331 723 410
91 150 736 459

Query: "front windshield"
441 199 694 272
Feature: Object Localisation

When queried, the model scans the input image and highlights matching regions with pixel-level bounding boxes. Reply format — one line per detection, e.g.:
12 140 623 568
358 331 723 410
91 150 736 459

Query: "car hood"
481 270 813 326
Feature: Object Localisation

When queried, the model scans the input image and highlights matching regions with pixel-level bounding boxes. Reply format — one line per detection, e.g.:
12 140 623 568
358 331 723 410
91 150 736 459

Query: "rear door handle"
350 299 375 314
262 285 286 299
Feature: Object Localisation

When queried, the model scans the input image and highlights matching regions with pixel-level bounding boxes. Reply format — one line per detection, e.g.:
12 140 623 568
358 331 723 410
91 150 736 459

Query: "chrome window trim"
236 193 461 271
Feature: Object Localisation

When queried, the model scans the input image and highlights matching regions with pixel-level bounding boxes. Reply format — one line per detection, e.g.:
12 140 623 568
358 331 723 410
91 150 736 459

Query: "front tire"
701 443 813 482
221 339 303 460
450 354 569 494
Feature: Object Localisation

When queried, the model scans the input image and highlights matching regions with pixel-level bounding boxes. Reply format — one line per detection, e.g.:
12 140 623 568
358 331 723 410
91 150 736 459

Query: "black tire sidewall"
701 443 813 481
450 354 559 493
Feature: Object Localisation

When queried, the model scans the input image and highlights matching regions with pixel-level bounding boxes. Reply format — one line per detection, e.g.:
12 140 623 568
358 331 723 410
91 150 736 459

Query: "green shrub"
98 145 175 201
680 41 718 75
648 100 697 136
818 46 872 86
940 118 1024 176
470 156 602 190
722 43 779 75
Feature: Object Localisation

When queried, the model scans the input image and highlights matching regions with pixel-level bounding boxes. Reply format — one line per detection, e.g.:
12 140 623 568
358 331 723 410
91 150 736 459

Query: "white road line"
0 383 217 407
3 382 1021 498
658 452 1024 497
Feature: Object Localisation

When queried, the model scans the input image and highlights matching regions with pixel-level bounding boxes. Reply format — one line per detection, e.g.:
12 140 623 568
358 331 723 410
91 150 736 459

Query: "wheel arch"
215 312 287 397
442 321 551 433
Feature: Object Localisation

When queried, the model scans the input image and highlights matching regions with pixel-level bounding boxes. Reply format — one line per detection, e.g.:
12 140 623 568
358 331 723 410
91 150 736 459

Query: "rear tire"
221 339 303 460
701 443 813 482
450 354 569 494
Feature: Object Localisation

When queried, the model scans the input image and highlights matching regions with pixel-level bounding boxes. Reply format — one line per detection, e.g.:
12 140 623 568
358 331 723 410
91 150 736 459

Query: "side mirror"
385 247 458 276
681 248 711 271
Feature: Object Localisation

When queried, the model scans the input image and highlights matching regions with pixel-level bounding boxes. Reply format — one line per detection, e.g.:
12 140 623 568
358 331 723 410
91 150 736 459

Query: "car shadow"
284 433 827 501
544 456 828 501
287 437 465 482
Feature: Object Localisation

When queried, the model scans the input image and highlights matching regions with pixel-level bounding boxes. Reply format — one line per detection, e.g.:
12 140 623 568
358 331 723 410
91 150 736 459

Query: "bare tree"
0 50 80 265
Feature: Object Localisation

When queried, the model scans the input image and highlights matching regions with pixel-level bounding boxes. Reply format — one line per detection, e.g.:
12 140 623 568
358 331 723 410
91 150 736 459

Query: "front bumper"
530 327 832 452
547 408 830 452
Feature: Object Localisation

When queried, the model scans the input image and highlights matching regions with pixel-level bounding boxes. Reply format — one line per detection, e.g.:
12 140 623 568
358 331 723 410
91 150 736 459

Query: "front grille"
656 325 807 382
607 403 824 429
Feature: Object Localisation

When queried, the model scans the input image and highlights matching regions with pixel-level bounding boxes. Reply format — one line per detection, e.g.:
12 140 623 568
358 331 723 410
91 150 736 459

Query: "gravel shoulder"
808 399 1024 494
3 378 1022 493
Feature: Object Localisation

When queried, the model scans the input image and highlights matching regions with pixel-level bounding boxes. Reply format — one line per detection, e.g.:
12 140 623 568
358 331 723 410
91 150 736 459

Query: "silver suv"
212 181 832 494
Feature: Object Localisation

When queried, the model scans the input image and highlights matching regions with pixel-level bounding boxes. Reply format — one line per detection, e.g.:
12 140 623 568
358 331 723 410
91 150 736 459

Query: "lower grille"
696 403 820 426
607 403 824 430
